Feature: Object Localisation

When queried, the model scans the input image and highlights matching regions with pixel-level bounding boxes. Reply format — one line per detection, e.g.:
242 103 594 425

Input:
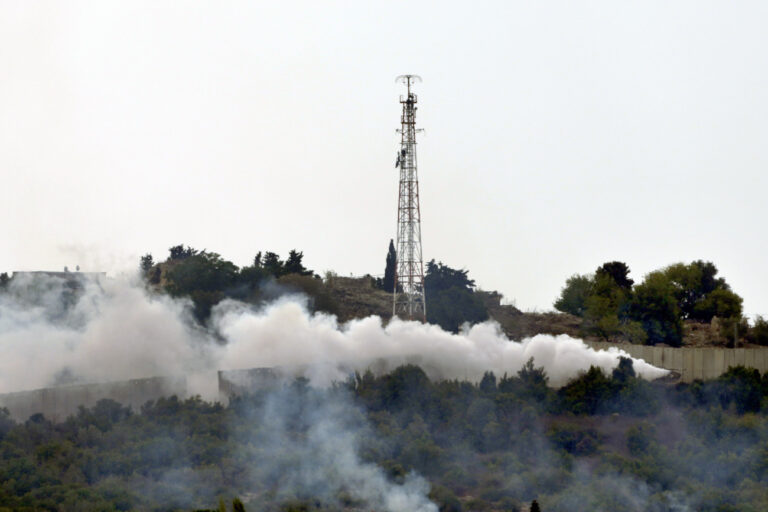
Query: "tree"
517 357 550 404
425 260 476 294
596 261 634 290
283 250 313 276
662 261 734 321
558 366 614 415
747 316 768 346
530 499 541 512
261 252 284 277
694 288 743 323
718 366 762 414
165 251 240 323
582 273 638 340
611 357 636 383
140 254 154 274
424 260 488 332
479 372 497 395
382 239 397 293
168 244 198 260
0 272 9 289
628 271 683 346
553 274 593 316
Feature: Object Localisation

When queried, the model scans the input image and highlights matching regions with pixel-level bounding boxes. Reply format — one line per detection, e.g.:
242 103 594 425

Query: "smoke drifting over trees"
0 271 666 395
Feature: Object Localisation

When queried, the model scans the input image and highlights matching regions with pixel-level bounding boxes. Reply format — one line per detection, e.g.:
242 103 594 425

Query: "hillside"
326 277 739 348
1 364 768 511
135 248 767 349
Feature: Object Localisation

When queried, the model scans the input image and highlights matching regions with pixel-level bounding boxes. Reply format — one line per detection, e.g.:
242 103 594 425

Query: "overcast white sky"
2 2 767 317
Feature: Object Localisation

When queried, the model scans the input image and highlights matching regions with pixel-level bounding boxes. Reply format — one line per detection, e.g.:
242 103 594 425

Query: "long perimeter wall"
586 342 768 382
5 345 768 421
0 376 187 422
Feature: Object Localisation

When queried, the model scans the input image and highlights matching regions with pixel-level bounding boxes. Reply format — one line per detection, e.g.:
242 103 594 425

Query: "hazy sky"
2 2 767 317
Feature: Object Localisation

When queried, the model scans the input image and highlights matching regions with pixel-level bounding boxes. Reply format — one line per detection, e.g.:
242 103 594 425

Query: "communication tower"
393 75 426 320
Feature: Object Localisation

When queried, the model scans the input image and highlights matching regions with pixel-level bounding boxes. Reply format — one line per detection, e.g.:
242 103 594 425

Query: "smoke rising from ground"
246 384 438 512
0 273 666 394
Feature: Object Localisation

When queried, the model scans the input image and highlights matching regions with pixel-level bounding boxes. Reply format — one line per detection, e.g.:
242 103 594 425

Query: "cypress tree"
383 239 397 292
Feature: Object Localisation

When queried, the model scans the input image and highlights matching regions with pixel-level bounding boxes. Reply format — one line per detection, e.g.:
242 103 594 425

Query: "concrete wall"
585 342 768 382
218 368 279 402
6 343 768 422
0 376 187 422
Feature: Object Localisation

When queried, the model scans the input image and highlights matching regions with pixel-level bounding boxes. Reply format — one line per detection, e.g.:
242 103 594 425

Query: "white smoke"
0 273 667 394
0 273 212 392
252 385 438 512
214 298 668 387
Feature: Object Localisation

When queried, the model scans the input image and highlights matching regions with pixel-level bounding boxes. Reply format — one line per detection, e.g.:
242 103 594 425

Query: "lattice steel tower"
393 74 426 320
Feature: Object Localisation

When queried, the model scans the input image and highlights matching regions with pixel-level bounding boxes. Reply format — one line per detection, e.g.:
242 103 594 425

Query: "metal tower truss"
393 74 426 320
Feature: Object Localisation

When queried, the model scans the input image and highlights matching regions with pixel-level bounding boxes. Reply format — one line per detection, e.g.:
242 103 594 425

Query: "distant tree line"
140 245 332 324
137 244 768 346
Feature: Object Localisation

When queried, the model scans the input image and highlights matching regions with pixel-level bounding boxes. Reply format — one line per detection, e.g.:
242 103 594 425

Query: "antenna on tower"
393 75 426 321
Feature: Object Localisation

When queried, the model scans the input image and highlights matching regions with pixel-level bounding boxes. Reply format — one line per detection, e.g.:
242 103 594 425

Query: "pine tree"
530 499 541 512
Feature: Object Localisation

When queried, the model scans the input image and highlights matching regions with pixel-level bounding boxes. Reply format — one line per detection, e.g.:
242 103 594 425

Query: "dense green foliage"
629 271 682 346
144 247 328 324
555 260 746 346
747 316 768 346
424 260 488 332
3 363 768 511
552 274 592 317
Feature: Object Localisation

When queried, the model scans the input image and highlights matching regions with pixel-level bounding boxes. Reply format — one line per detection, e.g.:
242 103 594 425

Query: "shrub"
626 423 655 457
547 423 601 456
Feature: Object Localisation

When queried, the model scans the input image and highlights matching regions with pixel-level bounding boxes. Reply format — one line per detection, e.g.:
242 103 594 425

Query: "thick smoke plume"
0 273 667 395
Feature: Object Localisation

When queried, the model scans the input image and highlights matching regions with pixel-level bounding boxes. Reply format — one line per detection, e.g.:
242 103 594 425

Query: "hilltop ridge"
130 246 768 349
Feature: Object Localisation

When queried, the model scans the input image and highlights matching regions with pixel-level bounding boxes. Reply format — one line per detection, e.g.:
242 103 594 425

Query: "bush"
547 424 601 456
626 423 655 457
558 366 614 415
718 366 763 414
429 485 463 512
